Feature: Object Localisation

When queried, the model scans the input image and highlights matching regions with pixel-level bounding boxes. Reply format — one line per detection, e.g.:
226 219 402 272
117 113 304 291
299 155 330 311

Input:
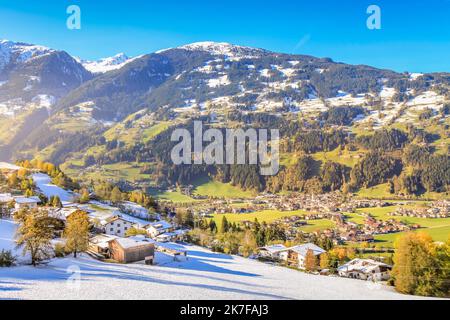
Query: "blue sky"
0 0 449 72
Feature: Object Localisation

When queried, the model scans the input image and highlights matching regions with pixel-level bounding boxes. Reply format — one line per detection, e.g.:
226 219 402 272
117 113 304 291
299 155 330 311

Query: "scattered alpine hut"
13 196 41 210
108 237 155 264
146 220 173 238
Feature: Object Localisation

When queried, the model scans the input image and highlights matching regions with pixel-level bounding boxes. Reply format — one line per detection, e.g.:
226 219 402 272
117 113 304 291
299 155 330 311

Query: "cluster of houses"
389 203 450 219
335 214 418 243
259 193 345 213
190 192 395 220
181 193 347 217
0 189 188 265
256 193 391 214
258 243 393 281
362 216 419 234
52 204 189 264
0 162 191 266
340 199 392 213
247 207 421 246
0 193 41 211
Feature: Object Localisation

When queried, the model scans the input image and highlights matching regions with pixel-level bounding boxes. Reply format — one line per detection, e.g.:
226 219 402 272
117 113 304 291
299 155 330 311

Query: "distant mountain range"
0 39 449 164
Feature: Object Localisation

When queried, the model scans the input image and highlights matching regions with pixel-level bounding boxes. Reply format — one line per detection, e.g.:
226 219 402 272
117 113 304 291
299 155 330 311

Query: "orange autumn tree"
304 249 318 272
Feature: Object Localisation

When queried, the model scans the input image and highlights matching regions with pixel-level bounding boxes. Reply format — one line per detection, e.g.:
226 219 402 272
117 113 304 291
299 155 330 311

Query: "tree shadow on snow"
0 256 289 299
159 242 233 260
0 279 23 293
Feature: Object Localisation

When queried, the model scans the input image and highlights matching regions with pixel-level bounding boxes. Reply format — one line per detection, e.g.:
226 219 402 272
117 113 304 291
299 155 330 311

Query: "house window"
117 224 121 227
110 222 114 226
124 227 128 230
110 228 114 231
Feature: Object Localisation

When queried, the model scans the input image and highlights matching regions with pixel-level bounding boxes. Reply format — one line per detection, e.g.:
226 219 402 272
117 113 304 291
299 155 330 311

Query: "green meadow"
212 209 335 232
192 176 256 199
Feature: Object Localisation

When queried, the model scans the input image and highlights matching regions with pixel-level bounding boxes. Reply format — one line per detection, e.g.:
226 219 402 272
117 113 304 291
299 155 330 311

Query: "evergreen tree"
52 195 62 208
209 220 217 233
220 216 229 233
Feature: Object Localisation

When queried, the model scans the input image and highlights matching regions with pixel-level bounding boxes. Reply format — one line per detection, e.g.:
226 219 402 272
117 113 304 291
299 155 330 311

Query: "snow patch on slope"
32 173 75 203
0 40 54 70
160 41 267 61
207 74 230 88
32 95 55 109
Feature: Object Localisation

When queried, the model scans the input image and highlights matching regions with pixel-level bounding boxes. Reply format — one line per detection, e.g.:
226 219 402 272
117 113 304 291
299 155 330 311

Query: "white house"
280 243 326 269
101 216 135 237
258 244 287 260
155 233 173 242
337 259 392 281
49 207 85 221
155 229 188 242
13 196 40 210
146 220 173 238
0 193 14 204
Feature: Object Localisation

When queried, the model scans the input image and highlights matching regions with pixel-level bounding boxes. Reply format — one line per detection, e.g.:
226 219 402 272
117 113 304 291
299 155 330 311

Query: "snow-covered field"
32 173 75 203
86 200 150 227
0 219 425 300
0 219 19 253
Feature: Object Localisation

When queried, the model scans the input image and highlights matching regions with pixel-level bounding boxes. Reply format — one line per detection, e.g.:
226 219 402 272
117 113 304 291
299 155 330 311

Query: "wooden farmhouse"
108 237 155 264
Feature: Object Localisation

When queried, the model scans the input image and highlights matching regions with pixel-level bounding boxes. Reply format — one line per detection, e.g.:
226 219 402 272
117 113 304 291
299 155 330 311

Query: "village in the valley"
0 161 448 299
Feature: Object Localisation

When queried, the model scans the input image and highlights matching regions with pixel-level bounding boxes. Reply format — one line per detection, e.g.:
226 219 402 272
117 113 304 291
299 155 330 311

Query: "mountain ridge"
0 39 448 172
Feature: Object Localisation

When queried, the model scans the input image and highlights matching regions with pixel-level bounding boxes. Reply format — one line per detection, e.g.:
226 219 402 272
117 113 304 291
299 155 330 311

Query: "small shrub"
54 243 68 258
0 249 16 267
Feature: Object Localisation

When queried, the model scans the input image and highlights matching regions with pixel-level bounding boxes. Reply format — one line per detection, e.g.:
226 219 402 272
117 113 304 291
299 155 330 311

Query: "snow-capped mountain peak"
0 39 54 70
99 53 129 66
158 41 267 60
81 53 134 74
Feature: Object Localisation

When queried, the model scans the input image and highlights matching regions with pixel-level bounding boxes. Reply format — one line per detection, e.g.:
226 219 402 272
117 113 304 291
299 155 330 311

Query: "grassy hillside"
192 176 256 198
148 189 201 203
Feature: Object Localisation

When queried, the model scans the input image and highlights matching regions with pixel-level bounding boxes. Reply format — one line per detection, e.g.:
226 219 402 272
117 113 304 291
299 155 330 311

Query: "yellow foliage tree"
64 210 90 258
392 232 449 297
319 253 330 269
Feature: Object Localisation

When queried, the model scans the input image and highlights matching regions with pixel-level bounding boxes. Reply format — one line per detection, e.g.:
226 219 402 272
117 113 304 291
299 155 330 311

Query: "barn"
108 238 155 264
